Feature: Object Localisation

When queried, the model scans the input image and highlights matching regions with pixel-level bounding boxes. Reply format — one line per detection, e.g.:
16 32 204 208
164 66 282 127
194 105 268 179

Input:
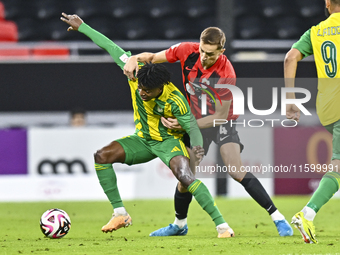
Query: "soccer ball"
40 208 71 238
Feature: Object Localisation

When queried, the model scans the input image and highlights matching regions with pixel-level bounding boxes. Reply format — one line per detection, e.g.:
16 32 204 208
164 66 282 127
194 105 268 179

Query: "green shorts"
115 134 189 167
324 119 340 160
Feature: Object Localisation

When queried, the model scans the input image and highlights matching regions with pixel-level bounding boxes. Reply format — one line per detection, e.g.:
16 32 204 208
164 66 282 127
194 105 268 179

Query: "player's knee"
94 149 109 164
177 171 195 189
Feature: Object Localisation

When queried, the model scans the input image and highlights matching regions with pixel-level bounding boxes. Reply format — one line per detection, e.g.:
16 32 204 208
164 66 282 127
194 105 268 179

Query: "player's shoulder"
214 55 236 76
166 84 187 101
170 42 199 52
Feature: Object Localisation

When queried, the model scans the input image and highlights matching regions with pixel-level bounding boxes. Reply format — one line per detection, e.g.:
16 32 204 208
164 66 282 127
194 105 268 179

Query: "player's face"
138 84 163 101
199 41 225 69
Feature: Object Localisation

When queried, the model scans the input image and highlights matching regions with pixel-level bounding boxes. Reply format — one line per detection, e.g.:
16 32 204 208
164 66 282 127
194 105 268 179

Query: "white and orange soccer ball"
40 208 71 238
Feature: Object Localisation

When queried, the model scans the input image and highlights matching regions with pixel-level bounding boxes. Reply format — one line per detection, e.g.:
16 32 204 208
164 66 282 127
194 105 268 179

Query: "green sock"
188 179 225 226
95 163 124 209
307 171 340 213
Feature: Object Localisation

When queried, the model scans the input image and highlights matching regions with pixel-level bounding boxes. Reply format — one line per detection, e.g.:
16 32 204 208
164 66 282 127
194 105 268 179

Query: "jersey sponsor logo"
119 53 129 63
37 159 88 175
171 146 181 152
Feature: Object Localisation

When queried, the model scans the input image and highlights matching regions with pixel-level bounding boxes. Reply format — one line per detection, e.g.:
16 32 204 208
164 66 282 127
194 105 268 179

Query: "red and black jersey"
165 42 238 120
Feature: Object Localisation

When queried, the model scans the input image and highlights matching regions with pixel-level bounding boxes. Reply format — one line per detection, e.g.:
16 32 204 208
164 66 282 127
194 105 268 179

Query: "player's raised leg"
168 155 234 238
94 141 132 233
220 143 293 237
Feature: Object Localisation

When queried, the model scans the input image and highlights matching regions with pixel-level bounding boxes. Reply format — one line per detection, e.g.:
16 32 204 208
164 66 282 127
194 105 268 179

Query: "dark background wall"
0 61 318 112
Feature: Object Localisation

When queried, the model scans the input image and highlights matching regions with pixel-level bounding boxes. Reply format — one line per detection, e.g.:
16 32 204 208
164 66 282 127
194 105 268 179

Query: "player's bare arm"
196 100 231 129
284 48 303 122
161 117 184 130
124 51 167 81
60 12 83 31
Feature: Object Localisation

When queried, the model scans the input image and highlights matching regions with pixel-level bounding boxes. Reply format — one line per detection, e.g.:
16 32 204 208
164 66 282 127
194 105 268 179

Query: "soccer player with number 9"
285 0 340 244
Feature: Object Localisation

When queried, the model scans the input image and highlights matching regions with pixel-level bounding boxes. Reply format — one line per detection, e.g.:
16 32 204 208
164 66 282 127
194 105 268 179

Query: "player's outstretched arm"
284 48 303 122
60 12 129 70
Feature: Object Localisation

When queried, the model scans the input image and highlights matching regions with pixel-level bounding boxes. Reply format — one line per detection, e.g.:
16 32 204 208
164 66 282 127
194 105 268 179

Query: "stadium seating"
0 0 331 41
274 16 304 39
32 45 70 59
296 0 324 18
185 0 214 19
236 16 267 40
0 47 29 59
0 1 4 20
0 21 18 41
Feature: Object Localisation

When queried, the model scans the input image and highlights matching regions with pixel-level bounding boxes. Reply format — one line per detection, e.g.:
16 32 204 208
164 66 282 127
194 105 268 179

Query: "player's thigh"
151 137 189 167
215 122 244 159
116 135 156 165
216 123 246 180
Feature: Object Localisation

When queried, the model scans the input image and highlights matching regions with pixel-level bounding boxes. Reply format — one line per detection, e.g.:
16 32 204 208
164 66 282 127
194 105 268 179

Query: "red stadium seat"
0 1 5 20
0 21 18 41
32 45 70 59
0 47 30 59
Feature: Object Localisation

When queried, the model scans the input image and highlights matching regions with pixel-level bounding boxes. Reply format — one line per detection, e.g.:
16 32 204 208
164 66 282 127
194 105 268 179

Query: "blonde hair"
200 27 226 50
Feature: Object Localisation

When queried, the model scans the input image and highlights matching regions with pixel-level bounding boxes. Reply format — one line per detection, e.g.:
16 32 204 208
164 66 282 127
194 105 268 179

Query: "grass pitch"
1 196 340 255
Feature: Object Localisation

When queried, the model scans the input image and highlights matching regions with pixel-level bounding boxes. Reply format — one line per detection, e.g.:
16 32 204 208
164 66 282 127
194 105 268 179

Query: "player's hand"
161 117 184 130
286 104 300 122
60 12 84 31
124 56 139 81
192 145 205 164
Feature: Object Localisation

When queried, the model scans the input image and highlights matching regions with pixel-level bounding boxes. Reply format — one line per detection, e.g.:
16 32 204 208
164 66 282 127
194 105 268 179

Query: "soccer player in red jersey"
124 27 293 237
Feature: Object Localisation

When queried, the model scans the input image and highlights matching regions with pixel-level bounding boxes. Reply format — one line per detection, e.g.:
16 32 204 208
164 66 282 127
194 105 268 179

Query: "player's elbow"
284 49 302 66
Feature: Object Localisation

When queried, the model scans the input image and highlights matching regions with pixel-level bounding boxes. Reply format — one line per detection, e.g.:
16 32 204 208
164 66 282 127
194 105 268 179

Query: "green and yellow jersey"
292 13 340 126
78 23 202 146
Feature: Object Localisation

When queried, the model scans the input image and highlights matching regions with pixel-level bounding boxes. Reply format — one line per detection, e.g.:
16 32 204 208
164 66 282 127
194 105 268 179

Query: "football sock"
216 222 231 234
174 218 187 229
188 179 225 226
270 209 285 221
174 184 193 220
240 172 277 215
301 206 316 221
95 163 124 209
114 207 128 216
306 171 340 214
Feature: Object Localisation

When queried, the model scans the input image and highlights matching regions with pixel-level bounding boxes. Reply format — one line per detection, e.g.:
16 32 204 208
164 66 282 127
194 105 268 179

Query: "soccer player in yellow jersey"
60 13 234 238
284 0 340 244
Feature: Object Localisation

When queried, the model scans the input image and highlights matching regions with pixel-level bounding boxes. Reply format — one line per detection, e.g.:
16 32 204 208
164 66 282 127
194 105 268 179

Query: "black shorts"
184 121 244 155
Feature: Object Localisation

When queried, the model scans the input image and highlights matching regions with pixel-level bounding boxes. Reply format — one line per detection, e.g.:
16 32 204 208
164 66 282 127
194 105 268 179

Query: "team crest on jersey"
157 106 163 112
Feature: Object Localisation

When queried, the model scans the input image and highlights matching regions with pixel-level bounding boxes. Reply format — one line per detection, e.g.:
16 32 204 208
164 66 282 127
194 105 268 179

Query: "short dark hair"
70 107 86 116
137 63 171 89
200 27 226 50
331 0 340 5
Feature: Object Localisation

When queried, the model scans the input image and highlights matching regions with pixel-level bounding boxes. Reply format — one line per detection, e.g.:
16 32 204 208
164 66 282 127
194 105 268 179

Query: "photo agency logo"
187 78 312 128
